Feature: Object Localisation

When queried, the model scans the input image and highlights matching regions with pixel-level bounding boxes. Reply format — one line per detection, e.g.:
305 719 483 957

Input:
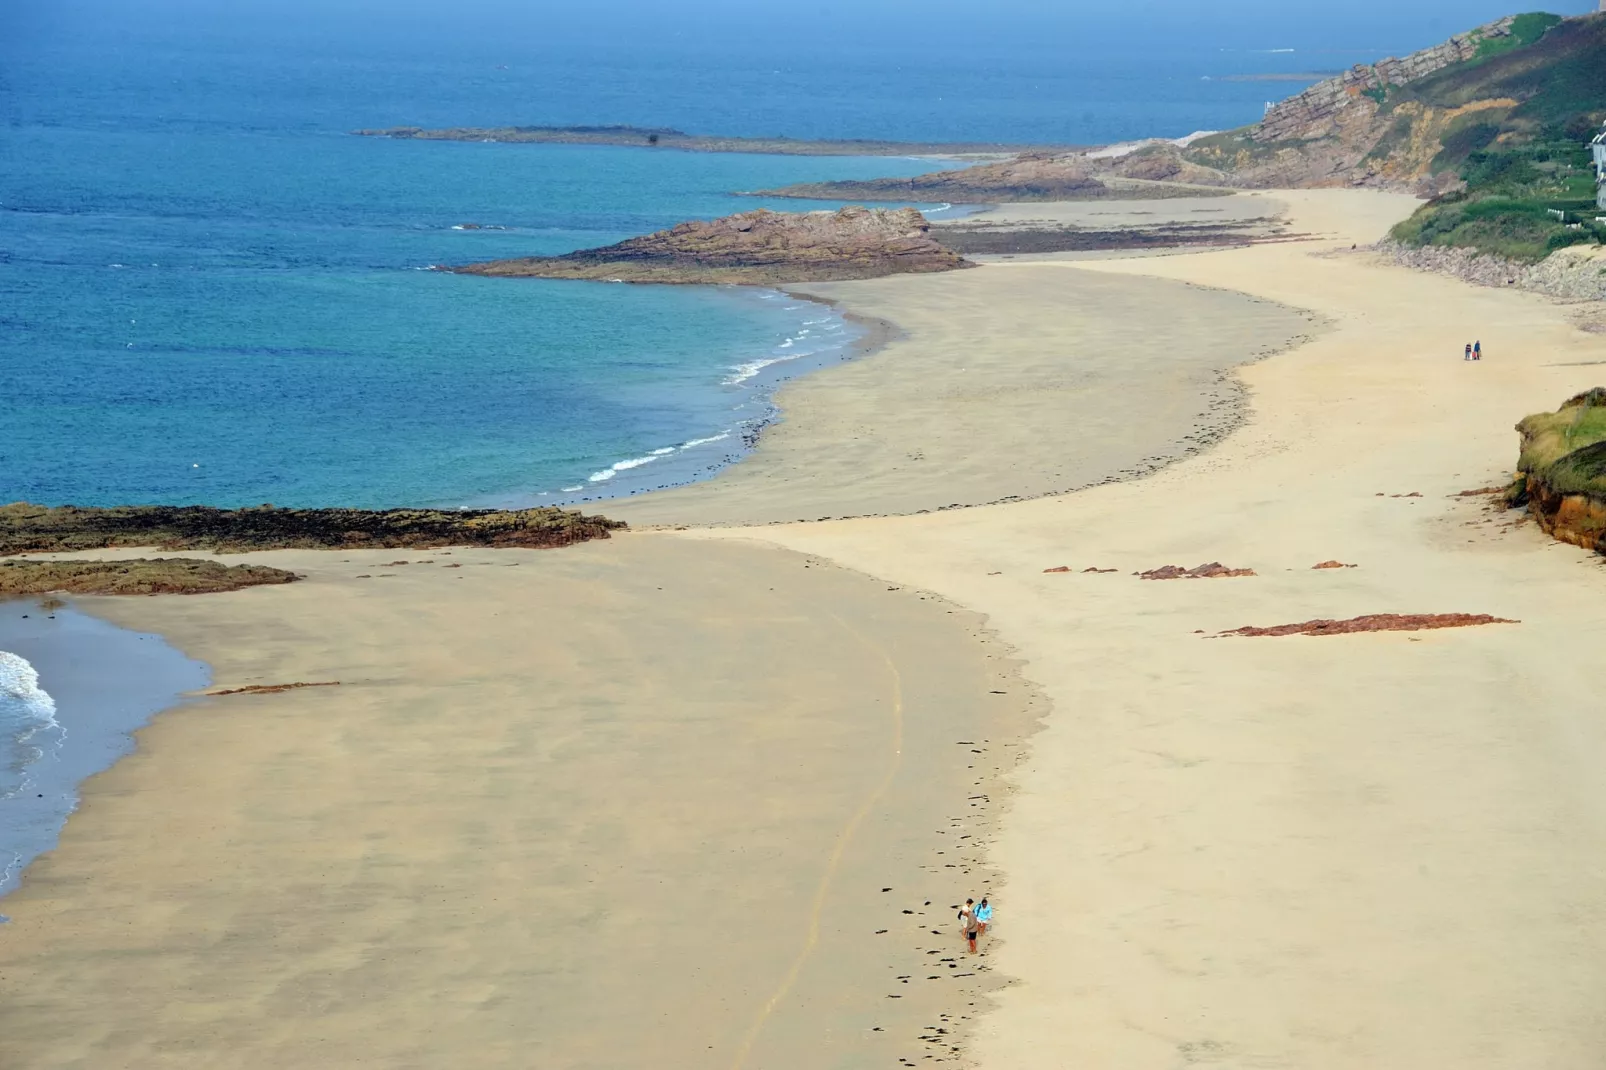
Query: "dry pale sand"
607 265 1320 527
0 537 1037 1069
664 189 1606 1067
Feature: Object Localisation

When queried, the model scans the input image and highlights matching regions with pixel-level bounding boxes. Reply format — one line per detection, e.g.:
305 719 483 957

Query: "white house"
1593 125 1606 209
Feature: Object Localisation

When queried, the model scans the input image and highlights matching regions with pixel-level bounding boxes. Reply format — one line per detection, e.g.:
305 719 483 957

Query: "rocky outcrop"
451 207 970 285
1522 468 1606 553
1255 17 1515 143
0 558 301 596
759 153 1225 203
0 502 624 555
1511 388 1606 556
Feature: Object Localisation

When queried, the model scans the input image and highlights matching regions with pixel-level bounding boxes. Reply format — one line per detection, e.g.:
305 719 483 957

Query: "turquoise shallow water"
0 7 1400 510
0 125 945 508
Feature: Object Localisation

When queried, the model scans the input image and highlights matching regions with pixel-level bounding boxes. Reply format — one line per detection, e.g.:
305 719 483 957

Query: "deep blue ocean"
0 3 1512 509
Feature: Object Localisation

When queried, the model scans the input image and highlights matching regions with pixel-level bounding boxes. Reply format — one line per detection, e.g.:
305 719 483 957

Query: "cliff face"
1254 17 1516 143
1512 388 1606 557
451 207 971 285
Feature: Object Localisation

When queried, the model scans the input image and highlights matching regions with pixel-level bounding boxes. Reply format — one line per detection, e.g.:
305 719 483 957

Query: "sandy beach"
0 537 1035 1068
7 186 1606 1068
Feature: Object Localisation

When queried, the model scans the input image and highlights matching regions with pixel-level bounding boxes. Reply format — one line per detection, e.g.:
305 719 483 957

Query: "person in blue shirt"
975 897 994 935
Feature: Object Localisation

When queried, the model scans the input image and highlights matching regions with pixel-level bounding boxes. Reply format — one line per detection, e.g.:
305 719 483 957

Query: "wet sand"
0 537 1036 1069
607 264 1321 526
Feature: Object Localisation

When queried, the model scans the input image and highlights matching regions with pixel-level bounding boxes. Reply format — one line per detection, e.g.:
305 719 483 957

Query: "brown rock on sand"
1138 562 1257 580
1217 613 1518 638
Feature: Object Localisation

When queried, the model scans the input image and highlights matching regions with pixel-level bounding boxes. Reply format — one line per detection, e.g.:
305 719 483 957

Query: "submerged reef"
0 502 625 556
0 558 300 596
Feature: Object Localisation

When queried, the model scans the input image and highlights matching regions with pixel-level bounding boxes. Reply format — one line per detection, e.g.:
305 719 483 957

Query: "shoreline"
544 288 904 511
603 198 1327 529
0 601 208 906
0 539 1044 1067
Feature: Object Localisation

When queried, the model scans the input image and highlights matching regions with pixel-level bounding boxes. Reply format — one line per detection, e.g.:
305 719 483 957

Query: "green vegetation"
1516 388 1606 499
0 558 299 597
1392 129 1604 261
0 503 625 556
1387 14 1606 263
1391 13 1606 125
1473 12 1564 60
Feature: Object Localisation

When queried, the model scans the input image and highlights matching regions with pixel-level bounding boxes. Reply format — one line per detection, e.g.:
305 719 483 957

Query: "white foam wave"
680 433 732 449
1 651 61 804
587 454 662 483
0 652 57 732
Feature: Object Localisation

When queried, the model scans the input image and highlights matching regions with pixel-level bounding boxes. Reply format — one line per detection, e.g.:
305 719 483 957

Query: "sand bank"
606 259 1321 527
0 537 1036 1069
669 189 1606 1067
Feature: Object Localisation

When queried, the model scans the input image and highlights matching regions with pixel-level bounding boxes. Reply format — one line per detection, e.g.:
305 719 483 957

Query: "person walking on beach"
1465 343 1473 361
975 897 994 936
1474 340 1482 361
959 898 979 953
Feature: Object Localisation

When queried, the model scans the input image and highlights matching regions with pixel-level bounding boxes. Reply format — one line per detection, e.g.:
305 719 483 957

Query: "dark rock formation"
935 218 1291 256
0 558 300 596
210 681 341 696
450 207 970 285
0 502 624 556
758 154 1224 203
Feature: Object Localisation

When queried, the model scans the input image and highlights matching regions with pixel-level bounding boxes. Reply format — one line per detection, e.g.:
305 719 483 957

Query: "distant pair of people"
1464 341 1482 361
958 896 994 953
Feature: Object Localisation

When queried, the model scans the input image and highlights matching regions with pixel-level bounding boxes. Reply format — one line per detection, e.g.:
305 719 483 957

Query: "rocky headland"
1509 387 1606 556
449 206 971 285
0 502 625 555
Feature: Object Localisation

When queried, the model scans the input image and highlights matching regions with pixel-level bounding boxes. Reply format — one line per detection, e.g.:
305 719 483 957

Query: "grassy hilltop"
1380 13 1606 260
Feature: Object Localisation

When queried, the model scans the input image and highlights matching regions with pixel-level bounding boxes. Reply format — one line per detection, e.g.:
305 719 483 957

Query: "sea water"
0 603 210 906
0 7 1411 511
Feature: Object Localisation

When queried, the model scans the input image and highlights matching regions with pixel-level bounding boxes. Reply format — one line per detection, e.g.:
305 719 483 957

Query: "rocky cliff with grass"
768 10 1606 266
1509 387 1606 555
449 206 970 284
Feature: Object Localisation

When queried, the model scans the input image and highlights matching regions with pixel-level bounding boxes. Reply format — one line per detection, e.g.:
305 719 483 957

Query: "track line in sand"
729 610 906 1070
